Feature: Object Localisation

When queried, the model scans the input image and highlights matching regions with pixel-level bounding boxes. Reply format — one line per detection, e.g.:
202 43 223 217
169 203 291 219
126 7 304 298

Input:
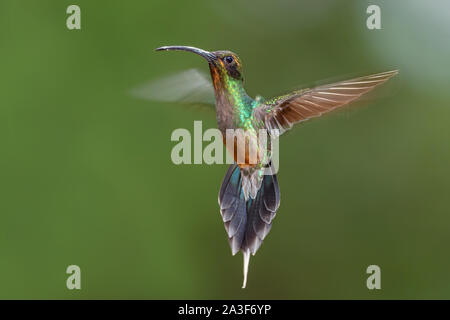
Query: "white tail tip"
242 249 250 289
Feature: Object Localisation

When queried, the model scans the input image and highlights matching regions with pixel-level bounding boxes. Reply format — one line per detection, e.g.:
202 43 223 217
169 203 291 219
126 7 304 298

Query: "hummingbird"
148 45 398 288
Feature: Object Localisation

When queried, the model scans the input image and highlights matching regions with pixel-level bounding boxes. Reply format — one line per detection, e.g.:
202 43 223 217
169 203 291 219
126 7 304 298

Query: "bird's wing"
253 70 398 135
130 68 215 109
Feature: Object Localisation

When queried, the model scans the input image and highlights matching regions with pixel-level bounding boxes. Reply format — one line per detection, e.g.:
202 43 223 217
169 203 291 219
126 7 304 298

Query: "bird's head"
155 46 244 91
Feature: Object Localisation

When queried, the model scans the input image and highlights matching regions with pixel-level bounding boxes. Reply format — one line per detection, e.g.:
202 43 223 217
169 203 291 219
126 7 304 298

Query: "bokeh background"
1 0 449 299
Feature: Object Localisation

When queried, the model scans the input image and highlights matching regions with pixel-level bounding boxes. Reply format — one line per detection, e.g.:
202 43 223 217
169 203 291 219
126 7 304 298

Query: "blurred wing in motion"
254 70 398 134
130 68 215 109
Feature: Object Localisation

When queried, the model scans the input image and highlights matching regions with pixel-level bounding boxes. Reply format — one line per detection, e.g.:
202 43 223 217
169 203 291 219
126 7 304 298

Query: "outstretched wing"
130 68 215 109
254 70 398 134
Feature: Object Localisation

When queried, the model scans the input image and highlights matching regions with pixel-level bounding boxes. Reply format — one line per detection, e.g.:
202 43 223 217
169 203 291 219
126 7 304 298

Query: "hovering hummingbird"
144 45 397 288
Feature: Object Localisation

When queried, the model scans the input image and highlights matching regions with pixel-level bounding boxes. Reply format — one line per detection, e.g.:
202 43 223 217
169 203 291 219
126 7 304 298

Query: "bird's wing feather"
253 70 398 134
130 68 215 109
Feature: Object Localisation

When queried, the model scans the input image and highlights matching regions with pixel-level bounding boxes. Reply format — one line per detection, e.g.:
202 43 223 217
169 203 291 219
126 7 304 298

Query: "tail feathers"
242 172 280 255
242 249 250 289
218 164 247 255
218 164 280 287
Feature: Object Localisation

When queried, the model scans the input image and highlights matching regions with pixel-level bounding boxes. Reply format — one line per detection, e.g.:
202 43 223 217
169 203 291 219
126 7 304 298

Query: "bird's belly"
222 129 269 169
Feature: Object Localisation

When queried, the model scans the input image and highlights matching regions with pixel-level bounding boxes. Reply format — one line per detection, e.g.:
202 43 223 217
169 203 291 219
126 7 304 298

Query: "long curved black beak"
155 46 216 62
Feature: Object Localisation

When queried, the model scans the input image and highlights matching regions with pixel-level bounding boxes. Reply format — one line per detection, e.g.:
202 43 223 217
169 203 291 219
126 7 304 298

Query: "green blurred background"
1 0 449 299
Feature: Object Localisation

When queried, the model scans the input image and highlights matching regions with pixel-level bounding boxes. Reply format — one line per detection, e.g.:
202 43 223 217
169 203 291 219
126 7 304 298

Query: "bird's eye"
224 56 234 64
